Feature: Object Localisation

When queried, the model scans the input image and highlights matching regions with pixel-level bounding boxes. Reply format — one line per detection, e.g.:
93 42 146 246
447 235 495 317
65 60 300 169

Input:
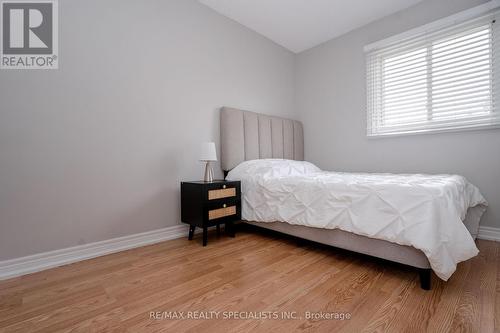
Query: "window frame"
365 6 500 138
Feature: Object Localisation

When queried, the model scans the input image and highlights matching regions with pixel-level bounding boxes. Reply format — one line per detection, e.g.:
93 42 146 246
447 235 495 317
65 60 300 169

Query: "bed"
220 107 488 290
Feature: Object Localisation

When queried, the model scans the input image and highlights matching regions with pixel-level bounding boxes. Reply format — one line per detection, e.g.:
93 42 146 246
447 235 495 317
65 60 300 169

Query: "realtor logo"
1 0 58 69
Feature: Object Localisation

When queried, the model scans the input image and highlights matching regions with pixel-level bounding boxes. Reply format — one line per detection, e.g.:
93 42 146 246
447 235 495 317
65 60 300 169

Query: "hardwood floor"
0 225 499 333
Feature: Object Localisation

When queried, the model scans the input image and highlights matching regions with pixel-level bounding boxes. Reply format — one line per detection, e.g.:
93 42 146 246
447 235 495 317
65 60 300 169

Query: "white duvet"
226 159 488 280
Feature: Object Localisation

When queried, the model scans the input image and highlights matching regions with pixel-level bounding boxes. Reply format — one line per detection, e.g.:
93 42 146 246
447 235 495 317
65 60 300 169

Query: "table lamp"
200 142 217 182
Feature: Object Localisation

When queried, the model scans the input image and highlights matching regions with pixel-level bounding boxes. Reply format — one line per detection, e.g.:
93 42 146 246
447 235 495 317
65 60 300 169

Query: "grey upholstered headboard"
220 107 304 171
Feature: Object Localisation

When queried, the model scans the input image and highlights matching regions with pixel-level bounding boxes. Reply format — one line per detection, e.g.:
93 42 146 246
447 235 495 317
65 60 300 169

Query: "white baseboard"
0 224 192 281
477 226 500 242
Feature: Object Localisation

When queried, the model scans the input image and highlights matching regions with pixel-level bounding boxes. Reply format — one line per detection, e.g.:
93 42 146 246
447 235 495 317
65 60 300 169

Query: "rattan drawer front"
208 188 236 200
208 206 236 220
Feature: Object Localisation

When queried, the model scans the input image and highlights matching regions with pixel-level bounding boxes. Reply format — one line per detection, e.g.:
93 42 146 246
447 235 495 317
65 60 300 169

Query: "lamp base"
204 161 214 182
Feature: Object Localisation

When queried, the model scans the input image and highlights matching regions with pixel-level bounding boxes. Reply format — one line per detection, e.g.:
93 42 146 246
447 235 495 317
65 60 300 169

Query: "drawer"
208 187 236 200
208 205 237 220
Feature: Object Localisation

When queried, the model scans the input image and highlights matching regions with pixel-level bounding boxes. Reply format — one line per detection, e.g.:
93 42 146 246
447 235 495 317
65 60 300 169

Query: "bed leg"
419 268 431 290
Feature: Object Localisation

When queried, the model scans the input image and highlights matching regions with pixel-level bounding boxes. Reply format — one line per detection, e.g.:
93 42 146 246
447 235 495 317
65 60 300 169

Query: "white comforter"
227 159 487 280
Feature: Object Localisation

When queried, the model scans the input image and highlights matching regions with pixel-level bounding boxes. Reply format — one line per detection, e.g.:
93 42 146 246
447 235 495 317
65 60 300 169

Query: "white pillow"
226 159 321 180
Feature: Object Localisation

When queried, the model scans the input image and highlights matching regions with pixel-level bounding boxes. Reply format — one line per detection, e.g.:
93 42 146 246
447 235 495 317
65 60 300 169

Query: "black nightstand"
181 180 241 246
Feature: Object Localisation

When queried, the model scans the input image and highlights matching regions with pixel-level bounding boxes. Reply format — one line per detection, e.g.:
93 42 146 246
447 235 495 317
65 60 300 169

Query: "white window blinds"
366 10 500 137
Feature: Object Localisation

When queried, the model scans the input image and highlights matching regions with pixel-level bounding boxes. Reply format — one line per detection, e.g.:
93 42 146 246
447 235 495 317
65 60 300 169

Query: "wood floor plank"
187 252 344 333
155 248 332 332
422 259 471 333
450 240 491 333
359 270 416 333
0 228 498 333
496 242 500 333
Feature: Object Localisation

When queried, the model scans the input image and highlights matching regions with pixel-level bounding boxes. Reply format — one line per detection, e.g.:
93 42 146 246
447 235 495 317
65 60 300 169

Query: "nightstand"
181 180 241 246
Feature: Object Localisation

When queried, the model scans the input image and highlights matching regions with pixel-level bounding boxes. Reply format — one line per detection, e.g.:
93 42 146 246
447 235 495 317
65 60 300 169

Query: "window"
366 10 500 137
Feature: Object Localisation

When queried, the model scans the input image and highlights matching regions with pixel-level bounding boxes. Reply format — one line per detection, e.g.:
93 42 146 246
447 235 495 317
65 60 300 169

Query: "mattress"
226 159 488 281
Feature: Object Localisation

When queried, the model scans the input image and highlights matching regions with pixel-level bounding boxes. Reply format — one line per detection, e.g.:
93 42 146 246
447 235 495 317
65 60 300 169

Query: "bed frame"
220 106 484 290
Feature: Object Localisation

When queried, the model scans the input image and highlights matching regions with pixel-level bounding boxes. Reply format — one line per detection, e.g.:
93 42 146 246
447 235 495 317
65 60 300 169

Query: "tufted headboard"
220 107 304 172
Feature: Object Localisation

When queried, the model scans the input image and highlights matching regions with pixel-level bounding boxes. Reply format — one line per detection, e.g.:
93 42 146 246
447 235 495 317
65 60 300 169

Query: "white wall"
295 0 500 228
0 0 295 260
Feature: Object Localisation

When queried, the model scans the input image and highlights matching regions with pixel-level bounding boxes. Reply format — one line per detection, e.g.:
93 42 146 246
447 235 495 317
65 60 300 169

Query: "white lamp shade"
200 142 217 161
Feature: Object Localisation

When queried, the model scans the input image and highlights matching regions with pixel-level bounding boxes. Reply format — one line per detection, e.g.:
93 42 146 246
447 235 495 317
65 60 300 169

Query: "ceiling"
198 0 424 53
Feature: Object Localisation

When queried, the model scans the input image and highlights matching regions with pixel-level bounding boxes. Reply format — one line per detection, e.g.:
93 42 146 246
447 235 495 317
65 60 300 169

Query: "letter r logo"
2 2 53 54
